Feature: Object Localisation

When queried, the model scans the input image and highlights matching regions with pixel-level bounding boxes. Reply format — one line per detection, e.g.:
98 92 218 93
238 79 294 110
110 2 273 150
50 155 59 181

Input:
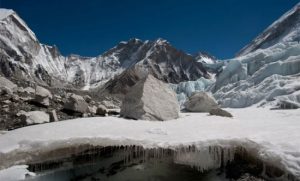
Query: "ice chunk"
170 77 214 108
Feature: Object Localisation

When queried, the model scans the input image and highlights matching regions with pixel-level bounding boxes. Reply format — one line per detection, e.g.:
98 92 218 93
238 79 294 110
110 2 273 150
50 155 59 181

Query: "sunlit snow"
0 108 299 178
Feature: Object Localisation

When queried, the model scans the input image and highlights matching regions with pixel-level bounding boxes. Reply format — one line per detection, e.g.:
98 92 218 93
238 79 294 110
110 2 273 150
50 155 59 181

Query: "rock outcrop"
120 75 180 121
19 111 50 125
209 108 233 117
0 76 17 94
33 86 53 107
184 92 218 112
96 105 107 116
63 94 88 114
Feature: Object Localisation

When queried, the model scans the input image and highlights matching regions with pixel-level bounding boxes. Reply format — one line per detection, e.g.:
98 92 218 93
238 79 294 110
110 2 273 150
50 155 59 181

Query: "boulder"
49 110 58 122
2 100 11 104
107 109 120 115
11 94 20 102
34 86 53 107
100 100 119 109
24 87 35 94
0 86 13 95
96 105 107 116
19 111 50 125
184 92 218 112
209 108 233 117
64 94 89 114
84 95 92 103
120 74 180 121
88 105 97 115
17 87 25 93
0 76 17 91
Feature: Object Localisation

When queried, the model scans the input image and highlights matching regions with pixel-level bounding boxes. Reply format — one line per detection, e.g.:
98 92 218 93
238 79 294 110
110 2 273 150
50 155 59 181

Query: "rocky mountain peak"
194 51 216 64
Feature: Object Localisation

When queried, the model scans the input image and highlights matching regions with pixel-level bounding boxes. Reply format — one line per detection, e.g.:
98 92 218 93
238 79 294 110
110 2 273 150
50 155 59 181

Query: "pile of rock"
0 76 122 130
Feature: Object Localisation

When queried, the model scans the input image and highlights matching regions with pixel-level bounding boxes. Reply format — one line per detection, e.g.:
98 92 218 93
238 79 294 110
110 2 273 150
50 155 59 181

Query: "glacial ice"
0 108 299 179
212 42 300 108
169 77 214 107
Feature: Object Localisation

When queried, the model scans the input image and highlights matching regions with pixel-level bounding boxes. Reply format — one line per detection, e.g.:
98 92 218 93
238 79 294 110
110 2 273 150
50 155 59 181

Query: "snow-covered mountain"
194 52 216 64
212 2 300 108
237 2 300 56
99 39 210 96
0 9 211 91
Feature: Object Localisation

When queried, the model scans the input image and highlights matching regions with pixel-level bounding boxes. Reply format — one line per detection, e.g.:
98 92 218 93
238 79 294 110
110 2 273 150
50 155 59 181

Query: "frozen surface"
213 42 300 108
170 77 214 107
212 2 300 108
0 165 35 181
0 108 299 177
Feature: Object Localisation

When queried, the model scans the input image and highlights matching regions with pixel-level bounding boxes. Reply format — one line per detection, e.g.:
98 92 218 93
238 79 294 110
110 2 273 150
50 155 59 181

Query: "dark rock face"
209 108 233 117
96 105 107 116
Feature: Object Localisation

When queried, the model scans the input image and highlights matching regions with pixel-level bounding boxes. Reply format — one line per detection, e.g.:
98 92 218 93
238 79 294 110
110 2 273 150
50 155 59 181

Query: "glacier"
170 77 214 107
0 108 299 180
212 42 300 108
209 2 300 108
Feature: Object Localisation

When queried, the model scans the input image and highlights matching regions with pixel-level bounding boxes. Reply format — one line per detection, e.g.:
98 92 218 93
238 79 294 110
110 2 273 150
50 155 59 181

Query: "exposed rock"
84 95 92 103
184 92 218 112
2 100 11 104
209 108 233 117
64 94 88 114
0 86 13 95
11 94 20 102
96 105 107 116
107 109 120 115
237 174 265 181
33 86 53 107
16 110 26 117
3 107 9 112
82 113 89 118
88 105 97 115
49 110 58 122
24 87 35 94
17 87 24 93
120 75 180 121
101 100 119 109
19 111 50 125
0 76 17 91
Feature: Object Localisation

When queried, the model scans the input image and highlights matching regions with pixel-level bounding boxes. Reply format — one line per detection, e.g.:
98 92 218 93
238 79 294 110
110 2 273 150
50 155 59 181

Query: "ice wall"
212 42 300 108
169 77 214 107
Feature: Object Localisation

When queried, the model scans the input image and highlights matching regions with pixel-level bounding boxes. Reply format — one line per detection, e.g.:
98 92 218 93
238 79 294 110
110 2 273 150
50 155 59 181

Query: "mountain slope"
0 9 211 91
99 39 210 97
237 2 300 56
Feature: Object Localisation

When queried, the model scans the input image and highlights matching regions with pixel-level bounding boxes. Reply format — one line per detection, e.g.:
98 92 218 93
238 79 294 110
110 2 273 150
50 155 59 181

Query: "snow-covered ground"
0 108 299 179
0 165 35 181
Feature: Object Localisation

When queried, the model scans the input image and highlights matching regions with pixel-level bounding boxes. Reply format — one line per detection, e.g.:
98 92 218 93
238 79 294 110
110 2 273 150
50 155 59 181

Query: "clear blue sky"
1 0 299 59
